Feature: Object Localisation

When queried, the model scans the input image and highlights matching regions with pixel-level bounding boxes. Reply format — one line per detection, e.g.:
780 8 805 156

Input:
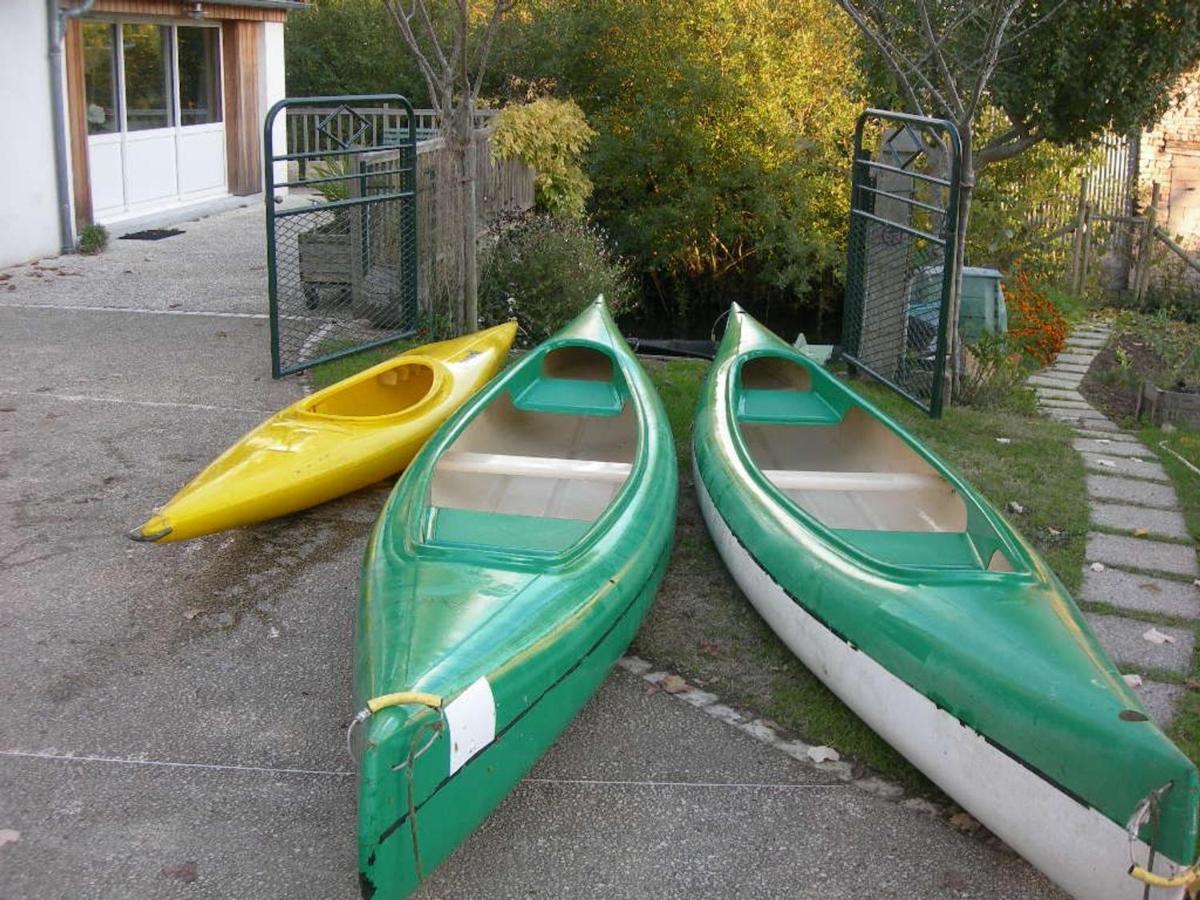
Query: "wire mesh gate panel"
264 95 419 378
842 109 962 417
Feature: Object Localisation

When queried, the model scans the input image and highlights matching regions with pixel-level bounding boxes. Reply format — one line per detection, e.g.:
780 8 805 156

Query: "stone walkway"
1032 323 1199 726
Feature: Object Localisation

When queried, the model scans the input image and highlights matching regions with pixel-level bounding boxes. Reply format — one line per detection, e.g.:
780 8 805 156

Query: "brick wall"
1139 66 1200 248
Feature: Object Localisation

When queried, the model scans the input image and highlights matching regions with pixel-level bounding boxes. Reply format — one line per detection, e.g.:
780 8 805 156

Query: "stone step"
1050 363 1090 375
1041 398 1094 411
1066 337 1108 349
1081 453 1170 482
1030 372 1083 385
1129 679 1183 728
1087 531 1197 577
1090 501 1191 541
1084 613 1194 675
1074 437 1153 457
1073 418 1122 434
1086 474 1180 510
1056 352 1097 364
1082 565 1200 618
1036 387 1083 401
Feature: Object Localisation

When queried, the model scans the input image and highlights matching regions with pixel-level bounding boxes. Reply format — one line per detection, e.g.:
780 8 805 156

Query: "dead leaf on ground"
1006 501 1025 515
1123 673 1144 688
948 811 981 833
1091 562 1106 572
182 609 202 621
1133 528 1150 537
1185 679 1200 692
698 640 722 657
1140 581 1163 593
1143 628 1176 645
161 861 198 883
1047 527 1062 537
0 830 20 847
660 674 688 694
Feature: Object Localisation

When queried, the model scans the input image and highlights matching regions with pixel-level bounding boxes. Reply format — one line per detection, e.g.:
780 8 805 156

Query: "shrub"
492 98 596 220
1005 267 1069 366
479 214 635 345
77 224 108 255
956 331 1036 413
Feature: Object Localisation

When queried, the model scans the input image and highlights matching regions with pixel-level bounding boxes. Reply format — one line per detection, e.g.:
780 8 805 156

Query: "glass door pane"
122 24 173 131
177 27 222 126
82 23 118 135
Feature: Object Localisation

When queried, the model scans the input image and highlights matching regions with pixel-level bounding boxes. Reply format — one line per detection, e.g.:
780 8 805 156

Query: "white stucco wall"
0 3 66 267
260 21 288 194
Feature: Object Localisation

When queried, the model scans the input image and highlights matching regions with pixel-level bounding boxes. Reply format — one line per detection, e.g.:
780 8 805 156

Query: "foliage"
966 107 1096 276
955 332 1035 413
308 156 353 203
77 224 108 255
492 98 596 219
285 0 426 99
1005 267 1068 366
479 214 635 345
1111 310 1200 391
505 0 864 318
1135 239 1200 325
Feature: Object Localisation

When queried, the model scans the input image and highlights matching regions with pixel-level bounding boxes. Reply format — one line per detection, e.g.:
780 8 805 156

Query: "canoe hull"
358 543 670 898
697 468 1184 900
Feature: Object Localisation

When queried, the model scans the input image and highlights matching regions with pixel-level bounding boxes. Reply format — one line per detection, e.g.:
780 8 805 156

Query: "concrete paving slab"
1084 613 1195 675
1049 363 1090 374
1055 354 1096 365
1065 338 1107 349
1090 501 1191 540
1086 531 1197 577
1074 438 1154 458
417 673 1065 900
1081 453 1170 482
1039 398 1093 411
0 754 358 900
1086 474 1180 509
1035 387 1083 401
1071 419 1122 434
1082 566 1200 619
1131 680 1186 729
1029 375 1082 389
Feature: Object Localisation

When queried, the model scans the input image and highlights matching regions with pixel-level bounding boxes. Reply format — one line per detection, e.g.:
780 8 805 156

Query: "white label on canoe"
445 676 496 775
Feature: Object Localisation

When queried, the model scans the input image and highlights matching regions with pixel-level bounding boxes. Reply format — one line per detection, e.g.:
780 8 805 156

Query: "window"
122 24 173 131
82 23 118 135
81 22 222 135
177 26 222 126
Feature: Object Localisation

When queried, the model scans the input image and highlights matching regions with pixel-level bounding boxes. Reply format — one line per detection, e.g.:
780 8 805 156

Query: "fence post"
1070 174 1090 294
1135 181 1161 303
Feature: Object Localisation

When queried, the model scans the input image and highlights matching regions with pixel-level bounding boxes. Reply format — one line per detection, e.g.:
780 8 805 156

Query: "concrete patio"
0 206 1063 898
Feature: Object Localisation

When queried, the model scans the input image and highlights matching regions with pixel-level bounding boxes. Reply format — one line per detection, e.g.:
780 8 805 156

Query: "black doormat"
119 228 186 241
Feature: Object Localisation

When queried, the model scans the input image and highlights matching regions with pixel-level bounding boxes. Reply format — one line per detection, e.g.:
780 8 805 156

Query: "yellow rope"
366 691 443 714
1128 863 1200 897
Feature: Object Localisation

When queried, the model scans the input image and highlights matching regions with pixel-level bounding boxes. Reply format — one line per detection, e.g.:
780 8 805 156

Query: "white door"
82 21 226 221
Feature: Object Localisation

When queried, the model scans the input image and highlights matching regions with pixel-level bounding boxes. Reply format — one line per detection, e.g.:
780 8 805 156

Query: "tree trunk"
944 130 973 406
457 97 479 333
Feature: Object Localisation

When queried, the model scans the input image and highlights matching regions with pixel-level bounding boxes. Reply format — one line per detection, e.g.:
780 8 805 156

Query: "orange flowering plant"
1005 265 1069 366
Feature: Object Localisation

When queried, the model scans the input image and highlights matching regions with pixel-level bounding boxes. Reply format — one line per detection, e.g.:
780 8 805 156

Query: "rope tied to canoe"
1125 781 1200 898
346 692 445 886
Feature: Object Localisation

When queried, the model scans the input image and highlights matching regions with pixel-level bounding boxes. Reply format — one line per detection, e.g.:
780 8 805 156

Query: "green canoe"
354 299 677 897
693 304 1199 900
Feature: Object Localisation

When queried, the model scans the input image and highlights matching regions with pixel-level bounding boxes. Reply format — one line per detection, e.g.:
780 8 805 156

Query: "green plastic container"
907 265 1007 345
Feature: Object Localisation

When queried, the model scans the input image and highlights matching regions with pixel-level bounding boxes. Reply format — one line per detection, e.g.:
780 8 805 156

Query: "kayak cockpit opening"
424 345 638 554
307 361 437 418
734 354 1021 574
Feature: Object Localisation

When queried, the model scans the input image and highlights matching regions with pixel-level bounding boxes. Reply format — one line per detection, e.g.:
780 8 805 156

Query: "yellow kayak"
130 322 517 543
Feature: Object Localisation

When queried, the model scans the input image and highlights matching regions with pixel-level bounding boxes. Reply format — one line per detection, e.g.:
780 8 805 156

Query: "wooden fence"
415 128 537 316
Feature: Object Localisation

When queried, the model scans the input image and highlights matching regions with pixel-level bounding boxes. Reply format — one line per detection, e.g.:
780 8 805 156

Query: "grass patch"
635 359 1089 796
309 338 419 391
1141 426 1200 543
1040 283 1089 325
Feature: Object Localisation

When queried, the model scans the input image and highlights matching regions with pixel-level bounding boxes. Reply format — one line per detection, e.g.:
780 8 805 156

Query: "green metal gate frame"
842 109 962 417
264 94 419 378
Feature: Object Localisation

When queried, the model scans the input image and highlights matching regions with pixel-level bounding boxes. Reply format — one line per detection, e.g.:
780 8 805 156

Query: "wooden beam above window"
90 1 293 23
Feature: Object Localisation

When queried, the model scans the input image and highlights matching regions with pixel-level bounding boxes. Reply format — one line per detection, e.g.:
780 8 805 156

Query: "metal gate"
264 95 419 378
842 109 962 417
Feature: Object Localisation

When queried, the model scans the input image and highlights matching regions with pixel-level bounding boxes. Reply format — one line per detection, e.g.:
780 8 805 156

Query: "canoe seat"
438 451 632 483
428 508 594 552
512 379 624 417
762 470 947 492
737 389 842 425
833 529 984 569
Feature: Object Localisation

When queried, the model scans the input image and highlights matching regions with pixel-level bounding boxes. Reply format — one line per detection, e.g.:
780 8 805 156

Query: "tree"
835 0 1200 392
382 0 517 330
505 0 865 329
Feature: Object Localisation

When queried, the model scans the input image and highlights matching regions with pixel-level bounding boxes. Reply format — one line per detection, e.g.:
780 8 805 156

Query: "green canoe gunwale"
692 305 1200 867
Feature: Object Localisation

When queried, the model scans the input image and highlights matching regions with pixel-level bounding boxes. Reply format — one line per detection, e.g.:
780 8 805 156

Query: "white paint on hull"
695 468 1183 900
